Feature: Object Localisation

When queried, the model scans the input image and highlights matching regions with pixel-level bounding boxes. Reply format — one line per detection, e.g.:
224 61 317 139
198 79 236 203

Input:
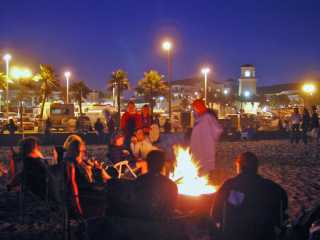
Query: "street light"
64 71 71 104
223 89 229 95
302 83 316 95
162 40 173 122
201 67 210 105
3 53 12 115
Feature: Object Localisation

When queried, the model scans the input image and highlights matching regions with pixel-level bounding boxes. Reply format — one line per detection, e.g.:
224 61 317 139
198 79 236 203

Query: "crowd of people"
3 99 294 240
290 106 319 144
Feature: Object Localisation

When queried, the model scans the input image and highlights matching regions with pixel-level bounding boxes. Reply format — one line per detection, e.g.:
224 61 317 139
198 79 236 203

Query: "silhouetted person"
311 106 319 143
6 119 17 135
45 118 52 135
135 150 178 219
163 119 171 133
301 108 310 144
290 108 301 144
211 152 288 240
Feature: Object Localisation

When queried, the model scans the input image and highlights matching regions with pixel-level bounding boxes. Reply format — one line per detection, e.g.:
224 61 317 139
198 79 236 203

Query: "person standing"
6 119 17 135
290 108 301 144
301 108 310 145
141 104 152 134
120 101 142 147
190 99 223 172
311 106 319 143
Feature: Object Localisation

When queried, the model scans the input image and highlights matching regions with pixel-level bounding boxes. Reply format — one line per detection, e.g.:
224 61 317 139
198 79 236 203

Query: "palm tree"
37 64 59 121
70 81 91 115
108 69 129 123
136 70 168 114
0 73 6 91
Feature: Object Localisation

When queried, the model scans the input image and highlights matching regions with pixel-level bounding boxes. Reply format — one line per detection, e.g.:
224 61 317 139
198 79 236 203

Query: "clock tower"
238 64 257 97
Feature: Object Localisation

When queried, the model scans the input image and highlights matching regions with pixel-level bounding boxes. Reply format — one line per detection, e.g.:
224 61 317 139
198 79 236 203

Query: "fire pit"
170 146 217 216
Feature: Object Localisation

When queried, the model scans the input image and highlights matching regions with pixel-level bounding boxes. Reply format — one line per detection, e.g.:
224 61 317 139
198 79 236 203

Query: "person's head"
293 107 299 114
127 101 136 114
19 137 41 159
235 152 258 175
146 150 166 174
142 105 150 116
9 119 14 124
97 118 101 122
312 105 317 113
113 133 125 146
303 108 309 115
192 99 207 115
135 128 145 141
63 134 86 164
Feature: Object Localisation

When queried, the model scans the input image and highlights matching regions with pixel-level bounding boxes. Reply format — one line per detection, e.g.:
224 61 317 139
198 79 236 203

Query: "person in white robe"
190 99 223 172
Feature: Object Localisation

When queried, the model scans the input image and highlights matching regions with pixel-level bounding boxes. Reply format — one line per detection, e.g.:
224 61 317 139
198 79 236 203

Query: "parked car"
17 117 35 131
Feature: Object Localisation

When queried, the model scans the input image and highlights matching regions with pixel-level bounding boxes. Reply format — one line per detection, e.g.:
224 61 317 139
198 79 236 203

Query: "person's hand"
122 150 129 156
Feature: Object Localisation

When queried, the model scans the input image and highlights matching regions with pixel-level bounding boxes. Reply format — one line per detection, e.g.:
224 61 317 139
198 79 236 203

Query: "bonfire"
170 146 216 196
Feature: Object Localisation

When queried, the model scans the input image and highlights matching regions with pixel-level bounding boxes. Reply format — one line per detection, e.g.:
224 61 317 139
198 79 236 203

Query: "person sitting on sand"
211 152 288 240
63 134 110 215
108 132 132 163
135 150 178 219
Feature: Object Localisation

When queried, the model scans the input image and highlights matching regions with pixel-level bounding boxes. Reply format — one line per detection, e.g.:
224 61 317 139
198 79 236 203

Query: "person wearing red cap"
190 99 222 171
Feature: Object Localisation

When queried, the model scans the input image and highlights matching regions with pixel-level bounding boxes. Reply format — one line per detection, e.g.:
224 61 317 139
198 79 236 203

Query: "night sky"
1 0 320 92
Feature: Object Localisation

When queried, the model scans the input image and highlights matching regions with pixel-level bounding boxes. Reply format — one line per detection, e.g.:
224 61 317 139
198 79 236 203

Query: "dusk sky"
1 0 320 91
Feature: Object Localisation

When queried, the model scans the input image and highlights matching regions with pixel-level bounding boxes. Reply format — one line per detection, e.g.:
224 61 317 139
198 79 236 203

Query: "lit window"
244 70 251 77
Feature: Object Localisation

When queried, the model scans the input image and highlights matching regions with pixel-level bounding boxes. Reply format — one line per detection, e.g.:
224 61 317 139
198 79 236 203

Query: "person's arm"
68 163 83 215
120 113 127 130
211 183 229 228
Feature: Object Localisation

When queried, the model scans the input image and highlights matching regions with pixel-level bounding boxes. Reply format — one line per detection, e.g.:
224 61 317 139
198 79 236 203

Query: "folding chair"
113 160 137 179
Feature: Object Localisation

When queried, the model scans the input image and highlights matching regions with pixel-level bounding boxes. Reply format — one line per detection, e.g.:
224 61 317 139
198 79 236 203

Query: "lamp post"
201 67 210 106
162 40 173 122
64 71 71 104
302 83 316 107
3 53 12 115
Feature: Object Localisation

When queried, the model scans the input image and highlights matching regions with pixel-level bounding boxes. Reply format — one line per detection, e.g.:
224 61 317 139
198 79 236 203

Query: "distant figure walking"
190 99 222 171
311 106 319 143
301 108 310 145
290 108 301 144
6 119 17 135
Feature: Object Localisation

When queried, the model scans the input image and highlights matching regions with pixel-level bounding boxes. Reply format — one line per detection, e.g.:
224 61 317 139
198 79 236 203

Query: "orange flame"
170 146 216 196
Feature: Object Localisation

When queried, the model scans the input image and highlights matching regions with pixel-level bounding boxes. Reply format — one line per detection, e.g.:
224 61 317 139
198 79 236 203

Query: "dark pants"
291 124 300 144
301 127 308 145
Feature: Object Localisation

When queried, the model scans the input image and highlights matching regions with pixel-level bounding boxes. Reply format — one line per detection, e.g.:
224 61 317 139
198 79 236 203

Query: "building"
238 64 257 97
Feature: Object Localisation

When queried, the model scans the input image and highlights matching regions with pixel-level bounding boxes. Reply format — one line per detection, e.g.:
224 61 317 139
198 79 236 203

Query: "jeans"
290 124 300 144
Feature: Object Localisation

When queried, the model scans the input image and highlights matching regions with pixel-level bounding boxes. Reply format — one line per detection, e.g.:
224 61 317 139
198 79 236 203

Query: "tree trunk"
79 88 83 115
117 81 121 127
40 91 47 121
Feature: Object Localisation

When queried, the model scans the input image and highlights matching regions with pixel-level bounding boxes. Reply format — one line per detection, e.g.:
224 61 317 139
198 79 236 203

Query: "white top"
130 139 158 159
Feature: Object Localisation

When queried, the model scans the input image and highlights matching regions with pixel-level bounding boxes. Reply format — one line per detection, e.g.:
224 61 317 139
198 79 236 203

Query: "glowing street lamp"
244 90 251 98
302 83 316 95
201 67 210 105
223 89 229 95
162 40 173 122
3 53 12 115
64 71 71 104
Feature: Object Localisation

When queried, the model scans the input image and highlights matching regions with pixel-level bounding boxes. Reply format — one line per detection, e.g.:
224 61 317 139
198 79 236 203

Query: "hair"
19 137 40 159
235 151 258 174
54 145 65 164
146 150 166 174
192 99 207 113
293 107 299 113
63 134 84 160
128 100 135 106
312 105 317 111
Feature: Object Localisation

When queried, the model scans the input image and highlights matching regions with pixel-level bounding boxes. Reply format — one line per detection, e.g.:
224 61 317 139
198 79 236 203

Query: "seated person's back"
211 152 288 240
135 150 178 219
20 137 49 200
